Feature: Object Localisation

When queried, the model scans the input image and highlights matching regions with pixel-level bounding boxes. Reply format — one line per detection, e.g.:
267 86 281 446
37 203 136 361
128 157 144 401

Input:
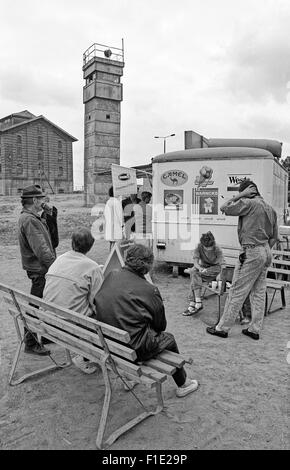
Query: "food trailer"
151 144 288 269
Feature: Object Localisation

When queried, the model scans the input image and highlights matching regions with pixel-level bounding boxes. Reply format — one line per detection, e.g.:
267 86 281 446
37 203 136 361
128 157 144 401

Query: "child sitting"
183 232 225 316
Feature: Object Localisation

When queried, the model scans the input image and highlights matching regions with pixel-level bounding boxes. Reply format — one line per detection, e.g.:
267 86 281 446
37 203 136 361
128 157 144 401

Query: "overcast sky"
1 0 289 187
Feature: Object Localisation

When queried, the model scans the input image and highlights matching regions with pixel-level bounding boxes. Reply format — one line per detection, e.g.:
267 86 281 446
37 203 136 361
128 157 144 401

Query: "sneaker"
24 344 50 356
182 306 196 316
182 304 203 316
242 329 259 340
206 326 228 338
72 355 98 374
176 379 199 398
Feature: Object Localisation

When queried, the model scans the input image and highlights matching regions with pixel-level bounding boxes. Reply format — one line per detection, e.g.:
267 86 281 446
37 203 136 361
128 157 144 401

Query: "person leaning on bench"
92 243 199 398
43 228 104 374
206 179 278 341
18 185 56 356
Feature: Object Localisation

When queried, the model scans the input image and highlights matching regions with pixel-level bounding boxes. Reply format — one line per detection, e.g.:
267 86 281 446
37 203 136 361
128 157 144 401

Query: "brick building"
0 110 77 195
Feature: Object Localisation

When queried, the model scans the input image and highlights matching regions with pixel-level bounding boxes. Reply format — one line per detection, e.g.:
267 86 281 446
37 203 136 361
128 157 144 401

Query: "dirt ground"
0 194 289 450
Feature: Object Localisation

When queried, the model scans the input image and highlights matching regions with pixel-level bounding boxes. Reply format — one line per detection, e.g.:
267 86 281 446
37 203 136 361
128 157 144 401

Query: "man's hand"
239 185 257 199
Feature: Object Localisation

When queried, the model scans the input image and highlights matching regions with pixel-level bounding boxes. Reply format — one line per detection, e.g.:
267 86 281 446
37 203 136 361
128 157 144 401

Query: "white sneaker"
176 379 199 398
72 355 98 374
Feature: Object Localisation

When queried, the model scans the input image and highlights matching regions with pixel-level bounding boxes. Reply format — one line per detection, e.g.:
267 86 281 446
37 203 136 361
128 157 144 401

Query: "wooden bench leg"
96 363 164 449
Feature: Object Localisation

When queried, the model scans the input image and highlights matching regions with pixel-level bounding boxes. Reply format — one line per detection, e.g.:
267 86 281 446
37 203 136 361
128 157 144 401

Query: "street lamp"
154 133 175 153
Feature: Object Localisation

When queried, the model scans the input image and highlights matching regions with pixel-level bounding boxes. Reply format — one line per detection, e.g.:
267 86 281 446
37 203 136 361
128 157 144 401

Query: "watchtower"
83 41 125 206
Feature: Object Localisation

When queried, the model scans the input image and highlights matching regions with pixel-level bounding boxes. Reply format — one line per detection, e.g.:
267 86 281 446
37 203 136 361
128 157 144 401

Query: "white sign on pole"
111 164 137 197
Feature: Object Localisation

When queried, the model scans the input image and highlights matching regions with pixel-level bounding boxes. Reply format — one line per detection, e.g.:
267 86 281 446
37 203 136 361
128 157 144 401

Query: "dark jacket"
93 267 166 360
18 209 56 273
42 205 59 249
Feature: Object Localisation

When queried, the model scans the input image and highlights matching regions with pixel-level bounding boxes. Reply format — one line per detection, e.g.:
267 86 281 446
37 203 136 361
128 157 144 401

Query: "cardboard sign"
102 242 152 283
111 164 137 197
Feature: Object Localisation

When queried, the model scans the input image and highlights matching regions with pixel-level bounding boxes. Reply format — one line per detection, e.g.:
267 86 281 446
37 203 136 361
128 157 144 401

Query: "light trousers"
217 245 272 334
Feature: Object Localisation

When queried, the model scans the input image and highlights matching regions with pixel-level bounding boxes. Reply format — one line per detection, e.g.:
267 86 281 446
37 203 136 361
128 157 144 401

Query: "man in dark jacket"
18 185 56 355
93 244 199 398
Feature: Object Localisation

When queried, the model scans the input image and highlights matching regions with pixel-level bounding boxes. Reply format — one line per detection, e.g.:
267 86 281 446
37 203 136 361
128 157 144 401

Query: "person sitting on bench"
93 243 199 398
183 232 225 316
43 228 104 373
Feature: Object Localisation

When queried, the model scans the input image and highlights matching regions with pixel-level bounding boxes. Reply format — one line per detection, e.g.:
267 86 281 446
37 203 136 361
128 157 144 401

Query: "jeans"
24 271 46 347
217 245 272 334
137 332 187 387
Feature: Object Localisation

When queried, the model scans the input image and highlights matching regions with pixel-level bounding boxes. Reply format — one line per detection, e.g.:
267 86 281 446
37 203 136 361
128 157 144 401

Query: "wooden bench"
0 282 192 450
221 245 290 314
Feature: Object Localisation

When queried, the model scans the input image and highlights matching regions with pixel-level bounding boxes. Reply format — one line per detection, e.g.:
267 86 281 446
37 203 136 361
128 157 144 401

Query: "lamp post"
154 133 175 153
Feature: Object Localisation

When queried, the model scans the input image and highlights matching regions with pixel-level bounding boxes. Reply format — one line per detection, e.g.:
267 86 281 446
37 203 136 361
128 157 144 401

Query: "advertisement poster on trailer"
227 174 252 193
111 163 137 197
192 188 219 215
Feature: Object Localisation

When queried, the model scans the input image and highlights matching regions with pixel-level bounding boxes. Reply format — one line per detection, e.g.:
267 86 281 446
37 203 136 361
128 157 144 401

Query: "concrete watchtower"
83 41 125 206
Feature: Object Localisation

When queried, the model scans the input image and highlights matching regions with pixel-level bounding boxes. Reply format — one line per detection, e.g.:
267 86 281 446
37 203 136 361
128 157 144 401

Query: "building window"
58 140 63 150
58 188 65 193
38 149 44 161
106 114 110 120
58 166 63 177
58 151 63 160
17 135 22 145
38 136 44 147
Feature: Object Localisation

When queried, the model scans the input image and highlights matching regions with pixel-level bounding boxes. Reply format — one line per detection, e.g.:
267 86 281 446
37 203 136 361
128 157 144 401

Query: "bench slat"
4 297 137 362
142 359 176 376
156 351 186 368
272 259 290 266
8 308 142 377
139 365 167 383
267 267 290 276
0 283 130 344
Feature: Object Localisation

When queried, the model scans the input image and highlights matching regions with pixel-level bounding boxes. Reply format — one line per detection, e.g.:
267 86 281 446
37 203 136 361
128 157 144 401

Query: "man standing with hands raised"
206 179 278 340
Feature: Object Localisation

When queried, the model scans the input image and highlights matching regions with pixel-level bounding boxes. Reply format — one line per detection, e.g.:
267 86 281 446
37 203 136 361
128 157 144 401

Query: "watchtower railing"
83 40 124 66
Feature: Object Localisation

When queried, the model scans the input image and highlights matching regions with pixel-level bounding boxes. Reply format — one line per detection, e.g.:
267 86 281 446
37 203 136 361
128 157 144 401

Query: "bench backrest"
0 282 143 377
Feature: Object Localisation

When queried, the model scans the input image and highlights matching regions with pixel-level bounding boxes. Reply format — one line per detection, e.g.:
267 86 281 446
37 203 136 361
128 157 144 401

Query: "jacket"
93 267 166 360
18 209 56 273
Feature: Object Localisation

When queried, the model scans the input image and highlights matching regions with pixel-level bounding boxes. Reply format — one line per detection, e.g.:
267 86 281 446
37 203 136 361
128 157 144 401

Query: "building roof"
152 147 276 163
0 112 78 141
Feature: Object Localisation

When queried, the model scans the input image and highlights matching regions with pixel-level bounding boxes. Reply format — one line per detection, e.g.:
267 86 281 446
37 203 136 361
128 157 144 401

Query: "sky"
1 0 290 188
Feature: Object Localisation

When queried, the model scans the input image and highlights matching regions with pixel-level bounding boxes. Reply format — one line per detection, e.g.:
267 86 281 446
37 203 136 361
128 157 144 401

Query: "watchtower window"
96 71 119 83
16 163 23 175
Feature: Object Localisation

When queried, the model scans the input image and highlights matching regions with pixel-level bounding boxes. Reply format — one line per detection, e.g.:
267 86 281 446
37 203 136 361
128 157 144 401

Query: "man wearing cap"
18 185 56 355
206 179 278 341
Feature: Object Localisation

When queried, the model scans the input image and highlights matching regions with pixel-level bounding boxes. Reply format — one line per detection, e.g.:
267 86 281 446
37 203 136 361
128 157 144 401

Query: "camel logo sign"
161 170 188 186
118 173 130 181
